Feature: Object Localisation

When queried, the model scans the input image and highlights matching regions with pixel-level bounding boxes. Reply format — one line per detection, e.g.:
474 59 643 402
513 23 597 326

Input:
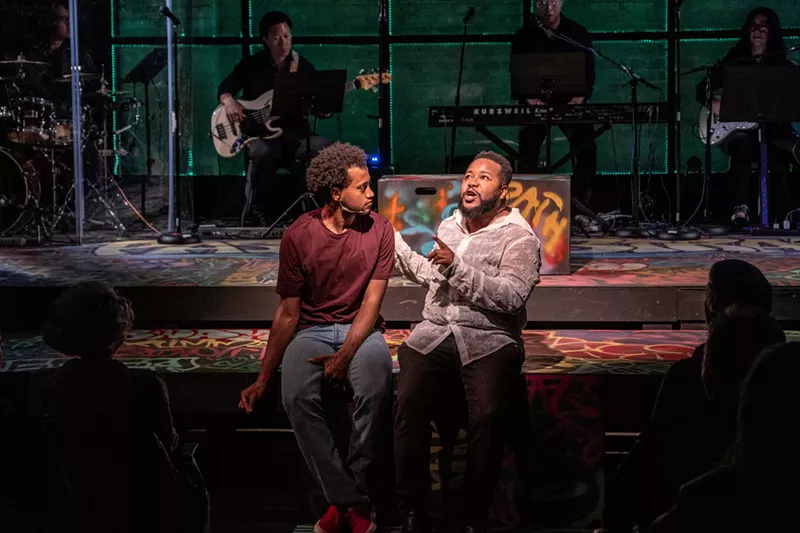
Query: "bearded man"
392 151 542 533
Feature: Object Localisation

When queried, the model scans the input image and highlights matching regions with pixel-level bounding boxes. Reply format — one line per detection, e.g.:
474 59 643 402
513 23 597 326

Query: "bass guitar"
211 70 391 158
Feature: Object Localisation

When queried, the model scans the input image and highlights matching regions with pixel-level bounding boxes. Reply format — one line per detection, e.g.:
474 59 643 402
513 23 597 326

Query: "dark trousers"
394 336 524 525
242 135 330 225
519 123 598 208
720 128 799 216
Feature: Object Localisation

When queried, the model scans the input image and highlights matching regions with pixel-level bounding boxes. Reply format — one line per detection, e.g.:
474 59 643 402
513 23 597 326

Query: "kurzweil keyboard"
428 103 669 127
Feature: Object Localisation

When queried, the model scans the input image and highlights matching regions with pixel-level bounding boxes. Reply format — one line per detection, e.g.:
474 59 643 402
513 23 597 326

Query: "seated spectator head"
704 259 772 326
735 342 800 476
44 282 134 360
702 304 785 407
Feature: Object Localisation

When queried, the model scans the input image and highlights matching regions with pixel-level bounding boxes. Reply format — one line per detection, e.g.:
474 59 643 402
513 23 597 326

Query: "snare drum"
8 97 55 145
53 119 74 146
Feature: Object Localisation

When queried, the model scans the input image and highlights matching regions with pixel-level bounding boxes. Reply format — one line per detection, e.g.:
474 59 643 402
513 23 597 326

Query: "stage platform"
0 328 707 376
3 327 798 411
1 236 799 327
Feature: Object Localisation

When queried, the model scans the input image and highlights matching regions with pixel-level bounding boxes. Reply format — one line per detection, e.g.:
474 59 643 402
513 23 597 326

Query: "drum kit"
0 54 141 241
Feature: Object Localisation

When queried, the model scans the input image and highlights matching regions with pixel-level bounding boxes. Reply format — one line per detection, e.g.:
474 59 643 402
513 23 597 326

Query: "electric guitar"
211 70 391 158
698 101 758 146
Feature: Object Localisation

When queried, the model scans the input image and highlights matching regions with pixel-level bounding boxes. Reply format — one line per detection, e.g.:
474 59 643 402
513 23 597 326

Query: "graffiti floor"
1 236 799 288
3 328 799 376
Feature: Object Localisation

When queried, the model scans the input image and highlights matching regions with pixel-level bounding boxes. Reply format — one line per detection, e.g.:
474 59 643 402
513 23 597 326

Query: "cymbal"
55 73 102 82
93 87 130 97
0 58 48 66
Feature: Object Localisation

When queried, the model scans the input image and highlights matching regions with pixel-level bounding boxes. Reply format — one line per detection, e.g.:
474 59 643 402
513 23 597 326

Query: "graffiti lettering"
507 182 569 267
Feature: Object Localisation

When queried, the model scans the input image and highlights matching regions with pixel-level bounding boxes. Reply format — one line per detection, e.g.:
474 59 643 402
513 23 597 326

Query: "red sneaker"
346 506 377 533
314 504 344 533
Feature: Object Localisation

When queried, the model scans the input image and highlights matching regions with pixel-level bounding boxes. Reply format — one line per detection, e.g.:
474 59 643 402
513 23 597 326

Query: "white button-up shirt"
394 208 541 366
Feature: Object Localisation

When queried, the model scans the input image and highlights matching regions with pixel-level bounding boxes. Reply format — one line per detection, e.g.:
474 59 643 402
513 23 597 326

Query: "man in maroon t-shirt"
239 143 394 533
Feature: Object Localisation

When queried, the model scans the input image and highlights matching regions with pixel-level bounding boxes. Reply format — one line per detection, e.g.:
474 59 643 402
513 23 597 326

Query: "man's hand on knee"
310 351 352 381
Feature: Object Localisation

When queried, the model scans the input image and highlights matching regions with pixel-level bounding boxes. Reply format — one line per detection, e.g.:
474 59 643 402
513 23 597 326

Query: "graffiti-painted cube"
378 175 571 275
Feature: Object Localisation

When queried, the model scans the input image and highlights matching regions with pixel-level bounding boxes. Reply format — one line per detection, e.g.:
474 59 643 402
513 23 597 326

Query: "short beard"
458 190 503 220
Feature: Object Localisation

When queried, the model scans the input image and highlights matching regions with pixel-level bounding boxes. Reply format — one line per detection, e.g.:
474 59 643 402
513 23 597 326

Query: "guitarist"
217 11 331 226
696 7 799 225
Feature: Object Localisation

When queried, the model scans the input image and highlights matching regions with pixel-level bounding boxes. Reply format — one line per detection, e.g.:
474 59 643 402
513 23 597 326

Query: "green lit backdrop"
109 0 800 179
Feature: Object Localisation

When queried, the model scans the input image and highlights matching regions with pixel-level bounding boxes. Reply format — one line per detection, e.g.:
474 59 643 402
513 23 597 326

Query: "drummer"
19 1 99 111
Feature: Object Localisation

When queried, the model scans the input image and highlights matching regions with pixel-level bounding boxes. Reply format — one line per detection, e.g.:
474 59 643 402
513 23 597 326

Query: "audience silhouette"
30 282 208 533
606 259 780 532
651 342 800 532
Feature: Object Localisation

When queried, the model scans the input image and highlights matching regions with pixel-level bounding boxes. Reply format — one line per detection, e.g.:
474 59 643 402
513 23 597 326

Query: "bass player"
217 10 331 227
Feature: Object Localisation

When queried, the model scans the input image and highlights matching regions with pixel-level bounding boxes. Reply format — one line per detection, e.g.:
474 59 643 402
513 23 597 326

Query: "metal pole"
672 0 682 226
68 0 84 243
166 0 176 233
378 0 390 168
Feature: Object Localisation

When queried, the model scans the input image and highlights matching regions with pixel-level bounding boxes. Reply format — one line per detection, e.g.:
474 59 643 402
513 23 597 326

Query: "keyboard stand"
546 123 611 174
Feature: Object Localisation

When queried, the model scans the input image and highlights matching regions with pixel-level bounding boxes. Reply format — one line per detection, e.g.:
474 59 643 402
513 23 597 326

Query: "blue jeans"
281 324 393 506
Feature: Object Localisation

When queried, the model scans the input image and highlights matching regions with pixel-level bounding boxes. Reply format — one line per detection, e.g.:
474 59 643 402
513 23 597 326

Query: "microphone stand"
158 3 200 245
447 8 474 173
657 0 701 239
536 18 661 230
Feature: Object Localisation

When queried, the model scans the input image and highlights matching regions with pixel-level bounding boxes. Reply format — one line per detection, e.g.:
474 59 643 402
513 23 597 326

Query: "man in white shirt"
393 151 542 533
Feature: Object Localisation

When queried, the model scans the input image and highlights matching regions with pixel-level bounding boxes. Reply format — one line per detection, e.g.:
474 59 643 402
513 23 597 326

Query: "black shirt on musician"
216 48 316 102
511 15 596 103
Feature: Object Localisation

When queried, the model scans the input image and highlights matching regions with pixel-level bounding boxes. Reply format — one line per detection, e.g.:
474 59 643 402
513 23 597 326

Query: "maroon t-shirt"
276 208 395 329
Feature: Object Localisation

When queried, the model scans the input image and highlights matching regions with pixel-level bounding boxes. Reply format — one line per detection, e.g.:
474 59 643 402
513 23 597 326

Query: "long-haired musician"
696 7 799 225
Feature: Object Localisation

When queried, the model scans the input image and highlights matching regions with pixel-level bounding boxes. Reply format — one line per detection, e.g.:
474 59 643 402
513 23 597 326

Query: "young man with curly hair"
240 142 394 533
393 151 541 533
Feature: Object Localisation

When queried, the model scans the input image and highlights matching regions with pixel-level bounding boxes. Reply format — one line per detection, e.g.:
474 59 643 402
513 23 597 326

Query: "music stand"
261 70 347 237
121 48 167 220
510 52 586 101
721 64 800 227
508 53 596 234
510 52 586 171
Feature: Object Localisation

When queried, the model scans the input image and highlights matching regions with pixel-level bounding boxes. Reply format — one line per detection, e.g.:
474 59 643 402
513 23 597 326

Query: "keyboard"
428 103 669 128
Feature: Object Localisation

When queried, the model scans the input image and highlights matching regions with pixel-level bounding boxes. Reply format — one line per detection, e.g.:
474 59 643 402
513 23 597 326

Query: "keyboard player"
511 0 599 212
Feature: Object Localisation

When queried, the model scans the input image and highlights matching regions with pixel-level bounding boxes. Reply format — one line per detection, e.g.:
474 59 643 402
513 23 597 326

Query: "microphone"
339 200 370 215
535 16 555 39
463 6 475 25
159 5 181 26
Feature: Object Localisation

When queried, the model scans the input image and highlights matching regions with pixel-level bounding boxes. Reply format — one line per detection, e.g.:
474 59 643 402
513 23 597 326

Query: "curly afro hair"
305 142 368 202
473 151 513 185
43 281 134 360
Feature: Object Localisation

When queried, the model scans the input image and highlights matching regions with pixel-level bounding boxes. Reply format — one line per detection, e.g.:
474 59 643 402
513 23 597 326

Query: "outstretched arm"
394 232 444 289
239 297 300 413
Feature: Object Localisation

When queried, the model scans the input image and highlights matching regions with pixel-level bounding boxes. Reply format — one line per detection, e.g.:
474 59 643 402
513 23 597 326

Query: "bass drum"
0 148 41 236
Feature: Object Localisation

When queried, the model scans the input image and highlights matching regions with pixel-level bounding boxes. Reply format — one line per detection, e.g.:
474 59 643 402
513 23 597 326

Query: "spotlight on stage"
367 154 381 168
